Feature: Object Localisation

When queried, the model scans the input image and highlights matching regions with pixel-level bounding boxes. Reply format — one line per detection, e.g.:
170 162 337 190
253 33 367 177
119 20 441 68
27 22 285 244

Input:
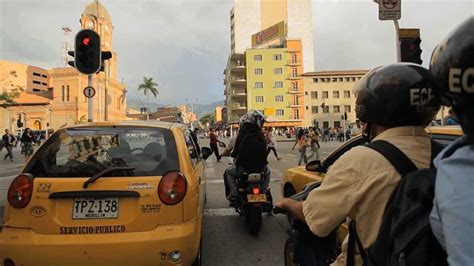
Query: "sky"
0 0 473 105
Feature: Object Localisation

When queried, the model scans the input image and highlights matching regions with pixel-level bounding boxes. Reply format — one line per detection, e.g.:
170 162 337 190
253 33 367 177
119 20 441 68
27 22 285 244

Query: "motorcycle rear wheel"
245 205 262 236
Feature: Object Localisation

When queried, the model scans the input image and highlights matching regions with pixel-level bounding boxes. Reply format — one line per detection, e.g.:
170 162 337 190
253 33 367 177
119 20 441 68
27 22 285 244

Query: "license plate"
247 194 267 203
72 198 119 219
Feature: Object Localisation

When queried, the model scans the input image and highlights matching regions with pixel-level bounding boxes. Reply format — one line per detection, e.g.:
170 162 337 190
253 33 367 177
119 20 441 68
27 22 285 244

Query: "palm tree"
137 77 158 120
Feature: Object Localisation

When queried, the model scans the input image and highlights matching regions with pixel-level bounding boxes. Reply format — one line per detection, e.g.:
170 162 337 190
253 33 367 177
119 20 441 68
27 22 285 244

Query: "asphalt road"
200 138 344 265
0 137 345 264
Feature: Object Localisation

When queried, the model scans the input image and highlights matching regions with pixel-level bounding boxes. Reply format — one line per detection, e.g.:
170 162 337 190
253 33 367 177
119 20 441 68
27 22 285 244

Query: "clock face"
87 21 94 29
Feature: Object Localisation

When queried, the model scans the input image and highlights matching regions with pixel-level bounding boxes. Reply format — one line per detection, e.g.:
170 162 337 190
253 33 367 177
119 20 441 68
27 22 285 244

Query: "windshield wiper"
83 167 135 189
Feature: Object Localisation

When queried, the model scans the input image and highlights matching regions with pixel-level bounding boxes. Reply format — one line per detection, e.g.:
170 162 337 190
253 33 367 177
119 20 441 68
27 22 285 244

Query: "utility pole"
105 60 109 121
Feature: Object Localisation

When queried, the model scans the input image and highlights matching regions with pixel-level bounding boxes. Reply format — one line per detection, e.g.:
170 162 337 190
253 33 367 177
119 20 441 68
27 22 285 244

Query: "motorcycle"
274 181 340 266
233 171 273 236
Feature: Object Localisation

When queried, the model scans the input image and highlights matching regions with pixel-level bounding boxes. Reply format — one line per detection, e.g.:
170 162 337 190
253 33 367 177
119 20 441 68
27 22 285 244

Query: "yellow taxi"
281 126 463 197
0 121 212 266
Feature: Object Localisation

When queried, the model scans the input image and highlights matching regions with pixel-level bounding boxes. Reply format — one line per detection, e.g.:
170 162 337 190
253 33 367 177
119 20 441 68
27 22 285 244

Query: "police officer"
275 63 440 265
429 16 474 265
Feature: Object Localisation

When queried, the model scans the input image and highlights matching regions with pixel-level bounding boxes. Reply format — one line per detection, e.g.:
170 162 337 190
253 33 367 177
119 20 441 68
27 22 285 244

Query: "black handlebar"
273 207 287 215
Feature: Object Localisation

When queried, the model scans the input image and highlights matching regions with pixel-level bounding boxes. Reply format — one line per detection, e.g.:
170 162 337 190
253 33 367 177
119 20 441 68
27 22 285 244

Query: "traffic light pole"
88 74 93 122
394 20 401 63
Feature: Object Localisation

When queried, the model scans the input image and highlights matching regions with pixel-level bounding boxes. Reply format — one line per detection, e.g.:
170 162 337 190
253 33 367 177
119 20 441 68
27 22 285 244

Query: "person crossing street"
2 129 16 161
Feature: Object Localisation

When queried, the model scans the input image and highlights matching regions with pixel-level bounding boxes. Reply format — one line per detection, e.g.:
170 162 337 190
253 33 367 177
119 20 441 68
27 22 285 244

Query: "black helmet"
354 63 440 128
430 17 474 133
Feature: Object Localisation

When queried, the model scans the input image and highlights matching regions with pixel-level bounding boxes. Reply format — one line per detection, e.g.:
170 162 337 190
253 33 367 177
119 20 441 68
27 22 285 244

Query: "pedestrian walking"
21 128 35 162
292 129 309 166
266 127 281 160
209 128 224 162
307 127 320 160
2 129 16 161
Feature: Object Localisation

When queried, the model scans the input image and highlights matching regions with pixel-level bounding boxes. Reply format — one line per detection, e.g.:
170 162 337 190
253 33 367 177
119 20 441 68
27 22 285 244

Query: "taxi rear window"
25 127 179 177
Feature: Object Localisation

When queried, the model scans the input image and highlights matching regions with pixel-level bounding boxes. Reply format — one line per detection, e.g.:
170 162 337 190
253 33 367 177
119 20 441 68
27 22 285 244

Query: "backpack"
347 139 447 266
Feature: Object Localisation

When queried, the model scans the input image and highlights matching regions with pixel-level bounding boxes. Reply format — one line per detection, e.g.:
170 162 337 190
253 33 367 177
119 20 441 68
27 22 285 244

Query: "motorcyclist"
429 17 474 265
275 63 440 265
224 110 270 203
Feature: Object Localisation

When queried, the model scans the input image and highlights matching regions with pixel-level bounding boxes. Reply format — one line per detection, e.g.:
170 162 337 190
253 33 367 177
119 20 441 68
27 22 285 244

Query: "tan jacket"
302 126 432 265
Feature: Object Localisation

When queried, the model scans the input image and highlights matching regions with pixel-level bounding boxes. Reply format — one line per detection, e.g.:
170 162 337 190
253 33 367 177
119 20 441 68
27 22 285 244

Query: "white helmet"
239 110 266 129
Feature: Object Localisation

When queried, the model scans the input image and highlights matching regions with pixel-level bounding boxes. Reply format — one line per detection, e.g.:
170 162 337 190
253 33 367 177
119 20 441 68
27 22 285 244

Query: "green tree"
137 77 158 120
200 113 215 126
0 71 24 107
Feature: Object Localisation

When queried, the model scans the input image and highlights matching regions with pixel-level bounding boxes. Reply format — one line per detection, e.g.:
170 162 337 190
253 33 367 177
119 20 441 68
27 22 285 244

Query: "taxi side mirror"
201 147 212 160
306 160 322 172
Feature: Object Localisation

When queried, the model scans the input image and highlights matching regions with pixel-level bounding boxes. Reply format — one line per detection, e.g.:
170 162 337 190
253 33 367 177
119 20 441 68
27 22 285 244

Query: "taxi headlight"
168 250 182 262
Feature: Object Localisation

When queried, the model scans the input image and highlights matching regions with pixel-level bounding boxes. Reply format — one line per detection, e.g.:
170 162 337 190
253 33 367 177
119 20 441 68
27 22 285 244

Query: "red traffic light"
82 37 90 46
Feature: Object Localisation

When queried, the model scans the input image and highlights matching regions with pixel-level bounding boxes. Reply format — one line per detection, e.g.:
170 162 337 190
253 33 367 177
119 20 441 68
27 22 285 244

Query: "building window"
323 105 329 113
311 91 317 99
293 95 299 105
332 78 337 82
351 77 356 81
66 85 70 101
322 91 329 99
255 68 263 75
33 72 41 77
333 91 339 99
274 81 283 88
61 85 65 102
358 77 362 80
255 82 263 88
254 55 262 61
33 80 41 84
273 54 282 61
275 95 284 102
323 121 329 128
305 106 309 110
292 82 298 90
255 96 264 102
338 77 343 82
312 106 318 114
305 91 308 95
345 77 350 82
344 105 351 113
41 82 47 86
344 90 351 98
334 121 341 128
274 68 283 74
291 54 297 63
276 109 284 116
313 78 318 83
292 68 298 77
294 109 299 119
333 105 340 113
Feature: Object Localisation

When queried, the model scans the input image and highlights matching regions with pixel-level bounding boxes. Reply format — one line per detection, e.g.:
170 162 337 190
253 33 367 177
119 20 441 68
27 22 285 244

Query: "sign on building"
379 0 401 20
251 21 286 47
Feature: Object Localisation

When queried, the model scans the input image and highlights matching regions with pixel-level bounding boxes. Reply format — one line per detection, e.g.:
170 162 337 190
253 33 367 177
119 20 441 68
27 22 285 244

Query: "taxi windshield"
24 127 179 177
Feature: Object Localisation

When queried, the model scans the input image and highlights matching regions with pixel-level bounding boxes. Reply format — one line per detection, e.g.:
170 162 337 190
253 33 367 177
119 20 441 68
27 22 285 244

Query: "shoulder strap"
365 140 418 177
347 220 367 266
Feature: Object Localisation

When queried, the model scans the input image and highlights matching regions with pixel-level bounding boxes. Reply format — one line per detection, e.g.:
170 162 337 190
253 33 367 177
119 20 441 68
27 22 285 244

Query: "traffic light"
400 37 422 65
73 29 101 74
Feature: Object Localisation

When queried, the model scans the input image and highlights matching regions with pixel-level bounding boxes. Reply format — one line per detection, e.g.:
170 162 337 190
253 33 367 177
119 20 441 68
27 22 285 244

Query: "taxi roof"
425 125 463 136
59 120 187 130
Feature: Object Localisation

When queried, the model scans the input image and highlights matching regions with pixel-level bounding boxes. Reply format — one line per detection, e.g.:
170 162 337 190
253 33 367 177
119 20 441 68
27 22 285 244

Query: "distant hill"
126 98 224 118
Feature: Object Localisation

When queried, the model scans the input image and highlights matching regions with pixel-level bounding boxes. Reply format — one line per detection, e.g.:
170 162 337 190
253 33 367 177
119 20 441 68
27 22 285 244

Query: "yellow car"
281 126 463 197
0 121 212 266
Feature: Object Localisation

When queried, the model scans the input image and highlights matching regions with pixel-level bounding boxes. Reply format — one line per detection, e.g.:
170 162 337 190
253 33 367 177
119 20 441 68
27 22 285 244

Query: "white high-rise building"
229 0 315 71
